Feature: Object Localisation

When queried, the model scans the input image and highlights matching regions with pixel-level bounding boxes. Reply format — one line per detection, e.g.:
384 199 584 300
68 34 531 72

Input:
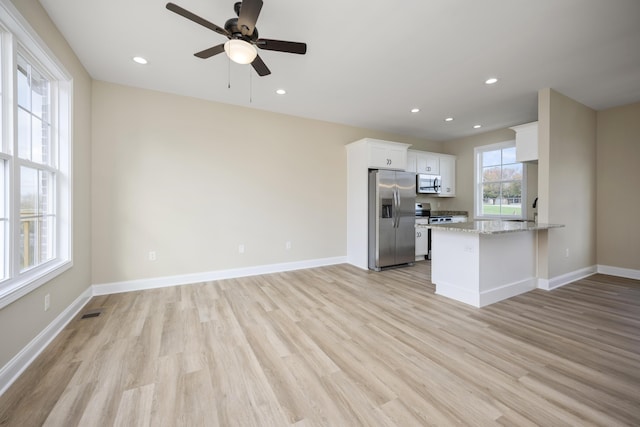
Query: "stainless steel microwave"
417 174 441 194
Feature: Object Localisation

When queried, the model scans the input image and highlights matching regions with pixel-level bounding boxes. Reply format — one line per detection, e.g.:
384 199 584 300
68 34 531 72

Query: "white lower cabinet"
415 219 429 259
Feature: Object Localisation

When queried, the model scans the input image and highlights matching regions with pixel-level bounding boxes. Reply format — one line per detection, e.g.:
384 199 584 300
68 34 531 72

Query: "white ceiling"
39 0 640 141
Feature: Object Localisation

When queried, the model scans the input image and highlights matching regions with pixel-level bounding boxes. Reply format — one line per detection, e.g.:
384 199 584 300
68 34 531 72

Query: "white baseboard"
537 265 597 291
480 278 537 307
92 256 347 295
436 277 536 308
597 265 640 280
0 286 92 396
435 280 481 307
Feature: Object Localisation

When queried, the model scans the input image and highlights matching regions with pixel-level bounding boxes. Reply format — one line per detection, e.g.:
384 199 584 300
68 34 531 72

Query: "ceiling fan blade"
194 44 225 59
256 39 307 55
251 55 271 76
237 0 263 36
166 2 229 37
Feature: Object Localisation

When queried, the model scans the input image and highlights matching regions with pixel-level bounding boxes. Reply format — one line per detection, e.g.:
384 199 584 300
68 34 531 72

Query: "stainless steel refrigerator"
368 170 416 271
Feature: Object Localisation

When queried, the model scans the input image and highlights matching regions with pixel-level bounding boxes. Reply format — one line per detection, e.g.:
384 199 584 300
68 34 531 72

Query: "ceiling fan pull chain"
249 67 253 103
228 55 231 89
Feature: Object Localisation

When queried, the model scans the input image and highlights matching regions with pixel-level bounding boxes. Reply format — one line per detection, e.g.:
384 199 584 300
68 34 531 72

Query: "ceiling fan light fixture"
224 39 257 64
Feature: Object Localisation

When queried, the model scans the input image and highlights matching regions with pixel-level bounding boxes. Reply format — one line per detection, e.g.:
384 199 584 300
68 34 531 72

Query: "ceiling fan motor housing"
225 17 259 41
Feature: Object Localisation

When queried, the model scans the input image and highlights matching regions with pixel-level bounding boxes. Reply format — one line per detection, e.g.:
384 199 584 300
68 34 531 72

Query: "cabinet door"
416 228 429 256
416 153 440 174
368 143 407 170
406 150 417 173
512 122 538 162
438 155 456 197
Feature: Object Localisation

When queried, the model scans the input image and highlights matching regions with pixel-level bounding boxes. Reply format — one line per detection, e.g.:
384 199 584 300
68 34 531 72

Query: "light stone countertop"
416 220 564 235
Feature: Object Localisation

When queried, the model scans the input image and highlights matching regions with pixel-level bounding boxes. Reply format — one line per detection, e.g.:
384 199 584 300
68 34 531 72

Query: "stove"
415 202 431 218
429 215 453 224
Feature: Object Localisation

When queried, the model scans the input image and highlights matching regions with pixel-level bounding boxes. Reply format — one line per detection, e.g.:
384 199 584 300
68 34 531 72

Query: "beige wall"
596 102 640 271
91 81 439 285
538 88 597 280
0 0 92 368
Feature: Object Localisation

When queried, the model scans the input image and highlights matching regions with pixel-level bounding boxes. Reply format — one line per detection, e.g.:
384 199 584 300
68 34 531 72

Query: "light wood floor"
1 262 640 426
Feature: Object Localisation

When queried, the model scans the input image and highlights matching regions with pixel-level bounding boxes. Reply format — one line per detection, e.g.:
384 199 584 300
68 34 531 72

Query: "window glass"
19 167 55 271
0 161 6 280
476 143 525 218
0 42 2 153
31 66 48 119
17 59 30 109
32 116 47 163
18 108 30 159
17 55 51 165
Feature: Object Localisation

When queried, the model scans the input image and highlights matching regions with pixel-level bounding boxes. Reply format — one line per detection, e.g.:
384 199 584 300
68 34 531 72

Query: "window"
474 141 526 219
0 2 72 308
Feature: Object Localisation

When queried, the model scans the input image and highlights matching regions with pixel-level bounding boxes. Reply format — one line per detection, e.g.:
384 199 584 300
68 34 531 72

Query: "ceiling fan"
166 0 307 76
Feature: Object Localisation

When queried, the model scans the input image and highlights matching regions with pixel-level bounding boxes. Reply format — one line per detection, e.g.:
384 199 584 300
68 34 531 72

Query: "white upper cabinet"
366 139 409 170
406 150 417 173
438 154 456 197
415 152 440 174
511 121 538 162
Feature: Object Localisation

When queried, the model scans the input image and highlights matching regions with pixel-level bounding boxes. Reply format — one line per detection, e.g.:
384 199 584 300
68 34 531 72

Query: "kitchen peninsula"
419 220 564 307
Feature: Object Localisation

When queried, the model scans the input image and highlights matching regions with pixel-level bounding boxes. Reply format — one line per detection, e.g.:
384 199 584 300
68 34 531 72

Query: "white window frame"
0 0 72 309
474 140 527 220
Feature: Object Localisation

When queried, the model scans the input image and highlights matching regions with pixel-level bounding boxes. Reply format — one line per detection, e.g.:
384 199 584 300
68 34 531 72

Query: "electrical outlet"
238 244 245 254
148 251 157 261
44 294 50 311
285 241 292 250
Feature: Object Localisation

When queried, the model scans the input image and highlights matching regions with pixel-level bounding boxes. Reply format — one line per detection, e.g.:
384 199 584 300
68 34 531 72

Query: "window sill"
476 216 525 221
0 260 73 310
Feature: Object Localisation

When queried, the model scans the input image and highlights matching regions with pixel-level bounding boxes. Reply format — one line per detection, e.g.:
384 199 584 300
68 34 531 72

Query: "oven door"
417 174 441 194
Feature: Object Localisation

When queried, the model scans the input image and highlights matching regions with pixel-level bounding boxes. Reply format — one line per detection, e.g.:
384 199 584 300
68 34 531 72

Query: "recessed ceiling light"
133 56 148 65
276 89 286 95
411 108 420 113
473 124 482 129
444 117 454 122
485 77 498 85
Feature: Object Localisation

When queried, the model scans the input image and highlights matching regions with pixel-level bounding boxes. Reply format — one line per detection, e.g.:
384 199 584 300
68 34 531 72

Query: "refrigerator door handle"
393 187 400 228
